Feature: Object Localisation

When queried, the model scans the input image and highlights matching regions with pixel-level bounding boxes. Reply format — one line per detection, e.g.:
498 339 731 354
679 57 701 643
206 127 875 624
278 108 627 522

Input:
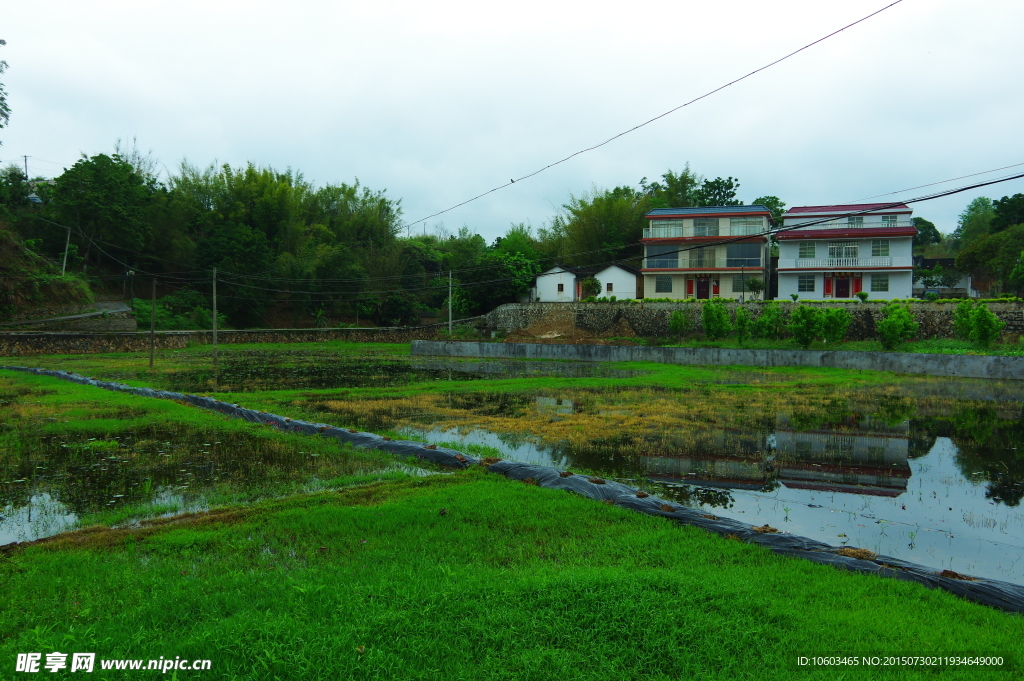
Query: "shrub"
787 305 822 349
924 292 939 302
745 278 765 300
580 277 601 298
855 291 869 302
970 304 1006 349
876 303 918 350
668 310 692 337
952 299 974 340
820 307 853 344
790 293 799 301
701 299 732 340
735 307 751 345
752 301 784 340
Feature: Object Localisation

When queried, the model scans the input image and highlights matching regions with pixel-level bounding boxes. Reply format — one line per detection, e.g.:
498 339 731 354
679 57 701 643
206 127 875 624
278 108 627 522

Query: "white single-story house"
525 263 643 302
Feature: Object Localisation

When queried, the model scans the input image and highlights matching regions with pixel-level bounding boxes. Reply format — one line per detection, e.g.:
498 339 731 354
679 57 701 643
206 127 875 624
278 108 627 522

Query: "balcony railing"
643 226 764 239
785 220 915 230
778 256 913 269
644 258 763 269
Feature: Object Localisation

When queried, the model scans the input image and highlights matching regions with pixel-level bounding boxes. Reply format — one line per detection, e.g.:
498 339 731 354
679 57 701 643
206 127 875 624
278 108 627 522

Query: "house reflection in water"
644 415 911 497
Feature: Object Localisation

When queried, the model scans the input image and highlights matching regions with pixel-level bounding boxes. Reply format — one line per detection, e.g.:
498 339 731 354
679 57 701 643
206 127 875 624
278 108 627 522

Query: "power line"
843 161 1024 204
399 0 906 229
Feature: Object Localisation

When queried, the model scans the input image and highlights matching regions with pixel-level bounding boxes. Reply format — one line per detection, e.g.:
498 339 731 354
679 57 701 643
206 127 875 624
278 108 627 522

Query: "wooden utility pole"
212 268 218 370
61 226 71 275
448 270 453 335
149 277 156 369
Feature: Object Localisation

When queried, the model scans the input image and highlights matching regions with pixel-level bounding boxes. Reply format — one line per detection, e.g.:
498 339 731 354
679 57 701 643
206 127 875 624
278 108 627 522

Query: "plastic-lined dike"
4 363 1024 614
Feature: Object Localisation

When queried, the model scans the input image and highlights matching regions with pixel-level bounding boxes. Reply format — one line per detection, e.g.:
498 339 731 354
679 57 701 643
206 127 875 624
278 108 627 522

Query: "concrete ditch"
3 363 1024 613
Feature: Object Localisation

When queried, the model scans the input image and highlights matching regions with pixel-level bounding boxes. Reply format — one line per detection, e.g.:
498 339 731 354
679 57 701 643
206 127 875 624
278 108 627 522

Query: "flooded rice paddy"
3 351 1023 585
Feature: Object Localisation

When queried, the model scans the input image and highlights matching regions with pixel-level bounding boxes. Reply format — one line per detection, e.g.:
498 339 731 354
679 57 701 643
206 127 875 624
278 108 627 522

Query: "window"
828 241 858 259
798 275 816 292
646 244 678 268
871 274 889 292
693 217 720 237
881 215 898 225
655 275 673 293
798 242 816 259
847 216 864 226
689 246 715 268
647 220 684 238
732 274 751 293
730 216 763 235
606 282 613 292
871 239 890 257
726 243 760 267
557 283 564 292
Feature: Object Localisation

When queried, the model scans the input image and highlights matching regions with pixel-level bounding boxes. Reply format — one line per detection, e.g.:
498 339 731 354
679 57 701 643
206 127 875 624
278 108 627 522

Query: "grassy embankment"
3 466 1024 680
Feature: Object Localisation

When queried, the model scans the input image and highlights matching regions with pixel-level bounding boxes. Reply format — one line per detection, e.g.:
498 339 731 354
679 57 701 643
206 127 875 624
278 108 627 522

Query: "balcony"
643 225 764 239
785 220 915 231
644 258 763 269
777 256 913 269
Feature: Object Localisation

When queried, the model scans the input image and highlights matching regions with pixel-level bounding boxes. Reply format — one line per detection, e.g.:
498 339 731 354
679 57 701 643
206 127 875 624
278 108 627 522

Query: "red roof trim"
640 237 768 243
776 228 916 240
785 203 911 214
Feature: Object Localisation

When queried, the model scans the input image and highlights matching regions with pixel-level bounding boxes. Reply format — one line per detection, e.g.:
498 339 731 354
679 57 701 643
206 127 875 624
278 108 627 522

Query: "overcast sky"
3 0 1023 241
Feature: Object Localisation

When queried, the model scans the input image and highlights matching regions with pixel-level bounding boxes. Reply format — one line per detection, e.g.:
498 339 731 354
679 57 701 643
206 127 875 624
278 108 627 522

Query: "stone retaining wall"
412 340 1024 381
0 326 444 356
484 301 1024 340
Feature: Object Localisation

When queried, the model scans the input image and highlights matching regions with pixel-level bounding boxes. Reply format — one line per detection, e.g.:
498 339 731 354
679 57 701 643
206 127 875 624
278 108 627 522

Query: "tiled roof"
785 203 911 214
646 205 771 217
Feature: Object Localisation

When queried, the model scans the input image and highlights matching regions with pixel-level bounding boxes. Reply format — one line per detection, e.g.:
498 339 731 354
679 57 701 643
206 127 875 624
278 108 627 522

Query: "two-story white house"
642 205 772 300
776 203 916 300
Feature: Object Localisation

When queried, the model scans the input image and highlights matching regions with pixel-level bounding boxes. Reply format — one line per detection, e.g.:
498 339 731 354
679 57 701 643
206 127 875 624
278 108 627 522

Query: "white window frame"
828 241 858 259
798 274 816 292
871 239 890 257
798 242 815 258
871 274 889 292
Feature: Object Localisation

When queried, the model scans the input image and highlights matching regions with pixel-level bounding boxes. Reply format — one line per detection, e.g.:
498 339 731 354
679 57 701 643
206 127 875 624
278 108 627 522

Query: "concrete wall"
412 340 1024 381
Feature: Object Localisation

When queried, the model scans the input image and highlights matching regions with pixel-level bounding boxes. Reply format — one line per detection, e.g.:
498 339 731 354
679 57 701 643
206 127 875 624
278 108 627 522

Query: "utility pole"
22 155 29 179
212 268 218 370
149 277 156 369
448 270 453 335
61 226 71 275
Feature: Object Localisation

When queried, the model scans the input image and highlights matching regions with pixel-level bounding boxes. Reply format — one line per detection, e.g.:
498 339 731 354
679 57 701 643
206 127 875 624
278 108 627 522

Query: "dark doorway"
696 278 710 299
835 278 850 298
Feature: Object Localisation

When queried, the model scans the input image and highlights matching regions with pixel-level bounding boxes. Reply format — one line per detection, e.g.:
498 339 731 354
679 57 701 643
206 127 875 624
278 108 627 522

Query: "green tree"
745 277 765 300
912 217 942 249
752 196 785 224
734 307 751 345
580 276 601 298
970 304 1005 349
953 299 974 340
787 305 822 349
668 309 692 337
52 153 155 268
820 307 852 344
0 39 9 141
876 303 918 350
1010 251 1024 292
701 299 732 339
695 177 741 206
752 301 783 340
949 197 994 251
550 186 649 266
641 166 702 208
991 194 1024 233
955 224 1024 291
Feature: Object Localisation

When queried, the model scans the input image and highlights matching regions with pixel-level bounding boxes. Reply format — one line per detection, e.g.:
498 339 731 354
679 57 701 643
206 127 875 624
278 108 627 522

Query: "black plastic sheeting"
5 364 1024 614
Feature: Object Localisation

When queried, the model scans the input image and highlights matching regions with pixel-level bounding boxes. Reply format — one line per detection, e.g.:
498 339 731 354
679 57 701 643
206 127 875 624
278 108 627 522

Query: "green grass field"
2 345 1023 679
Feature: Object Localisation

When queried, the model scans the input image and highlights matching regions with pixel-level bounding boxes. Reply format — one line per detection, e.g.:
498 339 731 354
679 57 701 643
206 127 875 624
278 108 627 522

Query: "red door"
696 278 710 299
835 278 850 298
